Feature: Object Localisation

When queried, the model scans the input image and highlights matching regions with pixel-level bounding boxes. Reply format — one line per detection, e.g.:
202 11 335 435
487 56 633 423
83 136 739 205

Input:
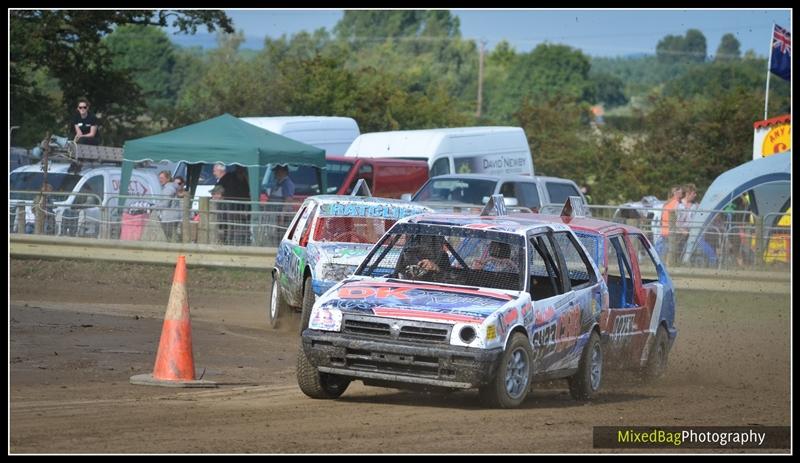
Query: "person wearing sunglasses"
72 98 100 145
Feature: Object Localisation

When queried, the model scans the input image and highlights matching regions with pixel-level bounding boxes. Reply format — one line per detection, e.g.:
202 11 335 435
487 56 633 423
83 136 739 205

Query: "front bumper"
301 330 502 389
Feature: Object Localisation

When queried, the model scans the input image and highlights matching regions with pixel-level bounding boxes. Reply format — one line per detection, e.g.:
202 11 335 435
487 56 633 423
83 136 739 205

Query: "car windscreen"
412 178 497 205
10 172 82 202
324 160 354 194
357 223 525 291
313 216 396 244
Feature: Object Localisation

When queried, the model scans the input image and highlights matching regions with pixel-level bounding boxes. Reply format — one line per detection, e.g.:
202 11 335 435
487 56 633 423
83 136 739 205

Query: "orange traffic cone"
130 256 216 388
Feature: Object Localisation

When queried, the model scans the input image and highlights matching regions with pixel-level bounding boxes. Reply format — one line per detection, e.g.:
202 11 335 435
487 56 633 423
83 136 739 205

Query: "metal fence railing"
9 191 301 246
9 194 790 271
586 205 791 270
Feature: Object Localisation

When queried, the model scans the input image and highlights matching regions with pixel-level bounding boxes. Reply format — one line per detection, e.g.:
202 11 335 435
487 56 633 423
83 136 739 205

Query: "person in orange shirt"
655 185 683 261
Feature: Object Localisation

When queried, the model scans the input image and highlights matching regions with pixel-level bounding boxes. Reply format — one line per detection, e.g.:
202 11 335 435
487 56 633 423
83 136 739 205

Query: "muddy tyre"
568 331 603 401
479 333 533 409
296 346 350 399
642 326 669 382
299 276 315 335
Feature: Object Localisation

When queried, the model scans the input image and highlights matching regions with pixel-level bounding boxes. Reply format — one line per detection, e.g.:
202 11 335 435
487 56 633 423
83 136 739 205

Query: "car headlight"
308 306 343 332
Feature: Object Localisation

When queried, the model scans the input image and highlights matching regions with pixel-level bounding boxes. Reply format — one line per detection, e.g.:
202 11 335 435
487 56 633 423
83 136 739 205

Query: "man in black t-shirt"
72 98 100 145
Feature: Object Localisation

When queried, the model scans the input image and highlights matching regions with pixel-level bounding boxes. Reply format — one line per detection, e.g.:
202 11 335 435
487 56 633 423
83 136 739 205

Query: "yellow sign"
761 124 791 157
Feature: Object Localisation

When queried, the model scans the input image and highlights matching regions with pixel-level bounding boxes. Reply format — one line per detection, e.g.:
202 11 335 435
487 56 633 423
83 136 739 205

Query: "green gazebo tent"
119 113 326 205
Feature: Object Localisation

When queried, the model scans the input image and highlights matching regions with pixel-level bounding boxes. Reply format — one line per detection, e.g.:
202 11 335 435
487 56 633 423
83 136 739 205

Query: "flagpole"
764 23 774 120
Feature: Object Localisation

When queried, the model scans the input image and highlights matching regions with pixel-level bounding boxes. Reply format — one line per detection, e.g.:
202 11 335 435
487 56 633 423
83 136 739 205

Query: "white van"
344 126 534 177
10 162 163 237
240 116 360 155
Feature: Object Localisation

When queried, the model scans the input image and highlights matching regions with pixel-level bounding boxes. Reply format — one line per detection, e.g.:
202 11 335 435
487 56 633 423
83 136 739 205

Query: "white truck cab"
344 126 534 178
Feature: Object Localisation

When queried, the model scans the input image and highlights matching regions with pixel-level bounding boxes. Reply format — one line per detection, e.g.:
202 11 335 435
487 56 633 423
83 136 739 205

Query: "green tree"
590 72 628 108
10 10 232 146
104 25 182 124
715 33 741 61
175 32 274 123
656 29 707 63
487 44 594 123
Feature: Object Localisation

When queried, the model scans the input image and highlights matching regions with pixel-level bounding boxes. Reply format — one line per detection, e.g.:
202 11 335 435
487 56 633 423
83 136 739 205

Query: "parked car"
269 194 432 331
411 173 588 214
297 200 608 408
10 161 163 237
535 211 678 380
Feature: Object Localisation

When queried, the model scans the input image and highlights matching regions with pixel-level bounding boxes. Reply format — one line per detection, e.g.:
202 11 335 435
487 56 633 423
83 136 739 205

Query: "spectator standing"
220 166 251 245
212 163 227 185
655 185 683 263
157 170 182 242
266 164 296 244
72 98 100 145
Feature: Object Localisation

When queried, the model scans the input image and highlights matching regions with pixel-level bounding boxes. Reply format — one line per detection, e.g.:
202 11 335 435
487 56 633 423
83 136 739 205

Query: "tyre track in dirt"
10 259 790 453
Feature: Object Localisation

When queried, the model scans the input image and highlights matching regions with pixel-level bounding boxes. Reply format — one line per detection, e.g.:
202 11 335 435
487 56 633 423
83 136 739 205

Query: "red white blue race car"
536 213 678 380
269 194 431 331
297 202 610 408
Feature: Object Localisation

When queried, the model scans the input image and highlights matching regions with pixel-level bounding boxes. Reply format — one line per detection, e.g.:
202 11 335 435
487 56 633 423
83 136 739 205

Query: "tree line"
10 11 791 204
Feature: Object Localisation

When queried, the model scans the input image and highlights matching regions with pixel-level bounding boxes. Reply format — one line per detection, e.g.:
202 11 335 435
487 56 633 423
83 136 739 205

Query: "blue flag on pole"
770 24 791 81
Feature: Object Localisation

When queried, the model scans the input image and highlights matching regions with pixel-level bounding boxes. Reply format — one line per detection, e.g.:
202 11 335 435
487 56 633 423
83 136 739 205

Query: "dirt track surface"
9 259 791 453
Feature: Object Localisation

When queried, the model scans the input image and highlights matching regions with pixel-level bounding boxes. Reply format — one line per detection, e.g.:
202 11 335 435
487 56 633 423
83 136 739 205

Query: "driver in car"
474 241 519 273
396 234 451 281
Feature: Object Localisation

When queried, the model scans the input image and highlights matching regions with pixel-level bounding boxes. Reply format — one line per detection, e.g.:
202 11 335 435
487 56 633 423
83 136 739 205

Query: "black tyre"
268 275 286 329
642 326 669 382
568 331 603 401
296 345 350 399
299 276 315 335
479 332 533 409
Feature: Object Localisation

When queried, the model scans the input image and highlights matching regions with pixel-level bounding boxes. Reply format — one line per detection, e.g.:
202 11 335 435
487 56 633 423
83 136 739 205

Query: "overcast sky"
167 9 792 58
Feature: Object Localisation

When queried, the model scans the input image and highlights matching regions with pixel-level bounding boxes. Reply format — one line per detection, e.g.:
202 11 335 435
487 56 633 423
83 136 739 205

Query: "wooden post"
34 194 44 234
198 196 210 245
99 207 110 239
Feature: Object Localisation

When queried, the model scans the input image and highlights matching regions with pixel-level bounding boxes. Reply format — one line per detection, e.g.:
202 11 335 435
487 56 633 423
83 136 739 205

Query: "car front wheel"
296 346 350 399
479 332 533 408
568 331 603 401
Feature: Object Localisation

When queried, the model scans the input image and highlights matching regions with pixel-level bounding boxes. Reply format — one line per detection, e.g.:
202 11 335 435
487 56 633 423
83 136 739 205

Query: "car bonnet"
316 279 517 325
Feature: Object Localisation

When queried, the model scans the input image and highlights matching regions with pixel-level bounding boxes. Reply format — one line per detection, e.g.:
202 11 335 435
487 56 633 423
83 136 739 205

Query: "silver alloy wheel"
504 347 530 399
590 342 603 391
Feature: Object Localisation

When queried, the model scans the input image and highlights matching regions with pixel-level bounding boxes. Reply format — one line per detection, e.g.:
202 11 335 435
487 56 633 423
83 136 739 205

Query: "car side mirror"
400 193 412 202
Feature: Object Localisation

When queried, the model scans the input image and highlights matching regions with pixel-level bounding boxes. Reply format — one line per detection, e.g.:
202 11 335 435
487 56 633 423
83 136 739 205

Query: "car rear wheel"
268 276 286 329
299 276 315 335
568 331 603 401
296 345 350 399
642 326 669 382
479 332 533 409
